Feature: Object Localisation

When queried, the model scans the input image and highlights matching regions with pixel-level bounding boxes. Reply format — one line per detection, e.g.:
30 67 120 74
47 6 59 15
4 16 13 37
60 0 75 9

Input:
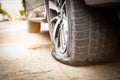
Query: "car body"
23 0 120 66
23 0 46 23
85 0 120 6
23 0 120 22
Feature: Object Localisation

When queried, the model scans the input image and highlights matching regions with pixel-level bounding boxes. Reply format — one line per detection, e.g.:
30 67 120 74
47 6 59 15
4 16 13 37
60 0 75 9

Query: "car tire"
46 0 118 66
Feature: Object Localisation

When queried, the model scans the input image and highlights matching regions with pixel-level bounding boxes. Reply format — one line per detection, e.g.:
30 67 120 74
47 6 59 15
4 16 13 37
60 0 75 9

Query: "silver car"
23 0 120 66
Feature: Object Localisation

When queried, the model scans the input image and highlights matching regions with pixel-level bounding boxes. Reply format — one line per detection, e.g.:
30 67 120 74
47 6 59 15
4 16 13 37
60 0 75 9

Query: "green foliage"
0 8 11 18
19 10 25 16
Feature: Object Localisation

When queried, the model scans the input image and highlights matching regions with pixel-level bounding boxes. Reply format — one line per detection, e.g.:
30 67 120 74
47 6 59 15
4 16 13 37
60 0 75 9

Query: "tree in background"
0 7 11 18
19 10 25 16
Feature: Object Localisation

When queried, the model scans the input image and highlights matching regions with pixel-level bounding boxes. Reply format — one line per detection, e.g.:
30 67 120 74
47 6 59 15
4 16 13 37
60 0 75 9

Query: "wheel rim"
49 0 68 55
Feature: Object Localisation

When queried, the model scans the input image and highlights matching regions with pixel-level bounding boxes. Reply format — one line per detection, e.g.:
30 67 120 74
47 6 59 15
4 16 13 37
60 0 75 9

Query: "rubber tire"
28 20 41 33
46 0 118 66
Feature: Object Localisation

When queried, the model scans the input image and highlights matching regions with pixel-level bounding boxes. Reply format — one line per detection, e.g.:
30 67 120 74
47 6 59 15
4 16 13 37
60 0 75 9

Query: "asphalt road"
0 21 120 80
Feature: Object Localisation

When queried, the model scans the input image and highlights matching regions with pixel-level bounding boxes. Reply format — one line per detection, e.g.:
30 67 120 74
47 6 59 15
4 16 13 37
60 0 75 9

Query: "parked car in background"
23 0 120 66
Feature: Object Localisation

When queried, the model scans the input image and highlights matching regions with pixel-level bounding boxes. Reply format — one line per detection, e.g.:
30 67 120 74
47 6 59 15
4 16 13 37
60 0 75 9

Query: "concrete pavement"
0 21 120 80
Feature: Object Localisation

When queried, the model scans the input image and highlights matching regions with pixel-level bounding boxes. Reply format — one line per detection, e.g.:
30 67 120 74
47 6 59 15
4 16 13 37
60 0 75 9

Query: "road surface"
0 21 120 80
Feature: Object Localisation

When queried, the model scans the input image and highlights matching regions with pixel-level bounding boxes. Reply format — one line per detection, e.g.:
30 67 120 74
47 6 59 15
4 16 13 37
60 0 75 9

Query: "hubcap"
49 0 68 54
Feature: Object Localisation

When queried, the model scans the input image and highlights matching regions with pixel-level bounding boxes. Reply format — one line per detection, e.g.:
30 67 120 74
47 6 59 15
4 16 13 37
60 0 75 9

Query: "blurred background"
0 0 25 21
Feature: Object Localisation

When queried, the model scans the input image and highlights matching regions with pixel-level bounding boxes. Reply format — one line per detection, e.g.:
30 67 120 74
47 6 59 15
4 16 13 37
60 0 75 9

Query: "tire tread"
70 0 118 65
